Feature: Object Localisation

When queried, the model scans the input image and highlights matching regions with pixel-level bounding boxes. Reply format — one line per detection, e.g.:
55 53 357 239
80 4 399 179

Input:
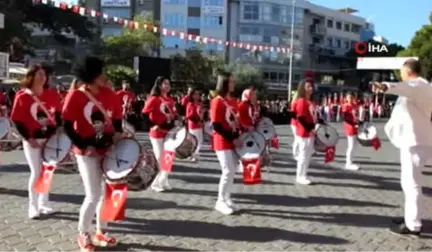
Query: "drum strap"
28 92 57 126
79 87 113 126
215 96 240 130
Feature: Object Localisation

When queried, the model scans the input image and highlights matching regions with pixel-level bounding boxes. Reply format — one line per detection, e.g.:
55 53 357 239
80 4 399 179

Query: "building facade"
160 0 227 58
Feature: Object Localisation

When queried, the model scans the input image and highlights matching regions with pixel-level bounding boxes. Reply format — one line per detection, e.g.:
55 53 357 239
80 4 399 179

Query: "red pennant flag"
72 5 79 13
100 183 127 222
270 136 279 149
324 146 336 163
371 137 381 150
241 159 262 185
34 164 56 193
160 150 175 172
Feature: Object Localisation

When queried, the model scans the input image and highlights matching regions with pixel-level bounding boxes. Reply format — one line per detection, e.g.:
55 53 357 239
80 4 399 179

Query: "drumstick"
55 134 60 158
249 133 262 150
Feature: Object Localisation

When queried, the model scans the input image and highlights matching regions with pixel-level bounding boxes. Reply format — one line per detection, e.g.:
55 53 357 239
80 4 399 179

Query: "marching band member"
290 92 299 160
116 81 136 118
186 88 204 162
238 87 257 132
372 59 432 236
62 56 123 251
10 64 62 219
292 79 316 185
342 93 360 171
142 76 176 192
210 72 242 215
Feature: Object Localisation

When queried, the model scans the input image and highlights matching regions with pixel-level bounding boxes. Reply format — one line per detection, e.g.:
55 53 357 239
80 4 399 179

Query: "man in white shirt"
373 59 432 237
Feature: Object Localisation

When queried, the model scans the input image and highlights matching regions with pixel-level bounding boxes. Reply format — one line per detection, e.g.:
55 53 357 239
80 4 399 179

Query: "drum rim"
102 137 142 182
41 132 72 165
235 131 267 159
315 124 339 147
256 124 276 140
164 126 188 149
0 118 11 140
175 132 199 159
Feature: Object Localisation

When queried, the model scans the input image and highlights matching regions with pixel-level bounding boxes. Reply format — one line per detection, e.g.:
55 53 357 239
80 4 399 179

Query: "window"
262 4 271 21
271 5 281 22
351 40 356 48
240 26 260 35
327 19 333 28
278 73 285 82
163 0 185 4
187 16 201 29
326 37 333 47
204 0 223 5
294 7 303 25
163 13 185 28
313 18 320 25
335 21 342 30
344 23 350 32
270 72 278 82
162 36 186 48
205 43 224 51
263 28 278 44
351 24 360 33
312 37 320 44
294 74 301 81
186 40 198 49
335 39 341 48
188 0 201 7
280 6 288 23
344 40 349 49
243 3 259 20
203 15 222 29
102 27 122 37
102 8 131 19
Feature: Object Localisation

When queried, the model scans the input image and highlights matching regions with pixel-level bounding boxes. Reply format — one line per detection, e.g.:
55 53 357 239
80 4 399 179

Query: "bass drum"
127 146 159 191
357 123 378 147
314 124 339 152
164 126 198 159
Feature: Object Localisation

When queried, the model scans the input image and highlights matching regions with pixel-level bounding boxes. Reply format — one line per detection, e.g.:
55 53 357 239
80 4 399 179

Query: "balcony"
310 24 326 36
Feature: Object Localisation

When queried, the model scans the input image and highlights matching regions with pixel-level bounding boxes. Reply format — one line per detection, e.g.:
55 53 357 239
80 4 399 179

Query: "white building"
373 35 388 44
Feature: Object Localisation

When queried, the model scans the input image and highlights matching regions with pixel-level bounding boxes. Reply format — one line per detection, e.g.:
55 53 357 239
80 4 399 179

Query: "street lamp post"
287 0 296 102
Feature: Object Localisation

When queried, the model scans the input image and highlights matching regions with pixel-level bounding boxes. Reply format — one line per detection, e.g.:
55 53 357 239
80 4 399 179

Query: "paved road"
1 123 432 251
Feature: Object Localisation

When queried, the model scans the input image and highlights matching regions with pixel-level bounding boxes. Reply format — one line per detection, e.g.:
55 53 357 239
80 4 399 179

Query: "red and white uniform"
10 88 62 219
238 89 256 131
116 90 136 116
186 101 204 157
342 102 360 169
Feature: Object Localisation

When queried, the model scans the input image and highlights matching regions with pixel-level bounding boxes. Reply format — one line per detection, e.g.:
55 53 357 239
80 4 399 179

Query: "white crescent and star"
111 190 123 208
83 101 95 125
30 102 39 122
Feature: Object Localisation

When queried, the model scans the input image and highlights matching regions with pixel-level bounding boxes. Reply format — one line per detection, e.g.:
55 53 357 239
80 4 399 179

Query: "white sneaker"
226 198 238 211
345 164 360 171
28 205 40 219
162 179 172 191
39 206 55 215
151 184 165 192
296 178 312 185
189 157 197 163
214 201 234 215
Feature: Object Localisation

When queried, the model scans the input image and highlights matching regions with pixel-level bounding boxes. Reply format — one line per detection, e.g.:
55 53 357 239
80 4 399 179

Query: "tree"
170 48 223 85
106 65 137 89
103 14 161 67
397 12 432 80
224 63 265 95
0 0 95 61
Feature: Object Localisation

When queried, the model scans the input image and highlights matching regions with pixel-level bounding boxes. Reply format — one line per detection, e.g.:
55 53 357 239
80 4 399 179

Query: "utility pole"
287 0 296 101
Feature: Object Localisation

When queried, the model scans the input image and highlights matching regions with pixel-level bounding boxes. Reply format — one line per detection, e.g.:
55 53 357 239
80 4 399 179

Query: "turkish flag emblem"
270 136 279 149
33 164 56 193
241 159 262 185
100 182 128 222
371 137 381 150
324 146 336 163
160 150 175 172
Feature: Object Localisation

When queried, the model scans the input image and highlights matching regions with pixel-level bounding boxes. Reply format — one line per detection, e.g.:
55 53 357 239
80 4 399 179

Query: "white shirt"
384 77 432 148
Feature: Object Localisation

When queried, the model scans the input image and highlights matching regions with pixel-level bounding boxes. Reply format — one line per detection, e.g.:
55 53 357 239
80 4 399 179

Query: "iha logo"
354 41 389 55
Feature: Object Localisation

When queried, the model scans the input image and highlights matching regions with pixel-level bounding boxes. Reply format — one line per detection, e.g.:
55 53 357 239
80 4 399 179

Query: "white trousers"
400 146 432 231
75 155 107 233
22 140 49 209
150 137 169 185
291 125 299 159
215 150 237 203
296 136 314 180
189 128 203 156
346 135 356 165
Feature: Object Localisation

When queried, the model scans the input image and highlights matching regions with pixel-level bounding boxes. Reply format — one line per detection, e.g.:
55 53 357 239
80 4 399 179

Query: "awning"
9 67 27 75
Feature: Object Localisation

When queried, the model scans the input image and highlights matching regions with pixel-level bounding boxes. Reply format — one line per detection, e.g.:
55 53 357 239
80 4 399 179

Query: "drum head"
204 122 213 135
0 117 10 139
176 134 198 159
103 139 141 181
357 124 377 141
258 117 273 127
42 132 72 165
235 132 266 160
164 127 187 151
256 124 276 140
127 146 159 191
315 125 339 147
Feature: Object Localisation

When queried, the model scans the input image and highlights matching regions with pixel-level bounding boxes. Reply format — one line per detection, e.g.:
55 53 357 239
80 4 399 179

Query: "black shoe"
389 223 421 237
392 217 404 225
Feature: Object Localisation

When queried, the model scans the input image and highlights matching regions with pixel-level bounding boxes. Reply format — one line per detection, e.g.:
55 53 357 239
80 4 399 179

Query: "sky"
309 0 431 47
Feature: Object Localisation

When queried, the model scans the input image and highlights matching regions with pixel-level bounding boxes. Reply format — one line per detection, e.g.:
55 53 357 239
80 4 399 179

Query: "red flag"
324 146 335 163
160 150 175 172
371 137 381 150
241 159 262 185
101 183 127 222
270 136 279 149
33 164 56 193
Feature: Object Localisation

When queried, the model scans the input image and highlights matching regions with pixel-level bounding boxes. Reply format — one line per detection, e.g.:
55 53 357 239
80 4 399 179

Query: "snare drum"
164 126 198 159
235 131 266 160
0 118 22 151
127 146 159 191
357 123 378 147
102 138 142 182
41 131 72 166
314 124 339 152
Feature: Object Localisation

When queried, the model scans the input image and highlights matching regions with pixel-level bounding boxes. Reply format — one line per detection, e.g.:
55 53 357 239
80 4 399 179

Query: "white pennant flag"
90 10 96 17
162 28 168 35
195 36 201 42
179 32 185 39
